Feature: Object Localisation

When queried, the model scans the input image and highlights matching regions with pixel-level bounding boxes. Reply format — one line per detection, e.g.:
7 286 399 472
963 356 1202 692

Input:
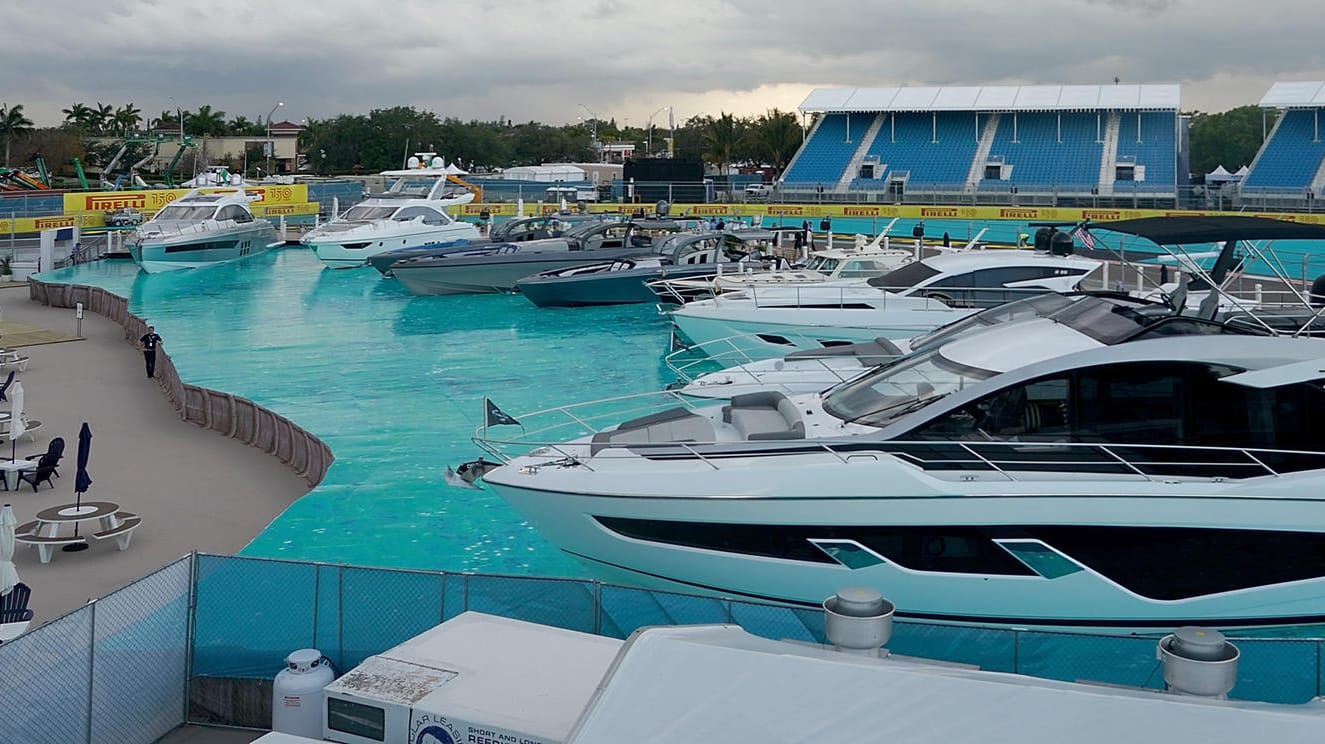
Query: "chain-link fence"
6 552 1325 743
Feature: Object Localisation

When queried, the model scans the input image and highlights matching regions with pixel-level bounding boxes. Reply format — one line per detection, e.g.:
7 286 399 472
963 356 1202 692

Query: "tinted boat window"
866 261 940 289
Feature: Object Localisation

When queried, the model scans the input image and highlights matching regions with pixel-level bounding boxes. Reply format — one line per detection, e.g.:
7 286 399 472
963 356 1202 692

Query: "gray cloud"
2 0 1322 131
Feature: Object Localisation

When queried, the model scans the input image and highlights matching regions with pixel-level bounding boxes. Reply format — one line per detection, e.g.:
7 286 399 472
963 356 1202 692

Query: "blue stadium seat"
782 114 864 187
1242 109 1325 192
1114 112 1177 194
853 112 981 189
980 112 1102 191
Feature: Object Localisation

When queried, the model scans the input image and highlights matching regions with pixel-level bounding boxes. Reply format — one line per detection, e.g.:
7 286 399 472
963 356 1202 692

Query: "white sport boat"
668 249 1101 359
649 233 919 306
129 188 280 273
471 332 1325 632
671 292 1171 399
301 163 481 269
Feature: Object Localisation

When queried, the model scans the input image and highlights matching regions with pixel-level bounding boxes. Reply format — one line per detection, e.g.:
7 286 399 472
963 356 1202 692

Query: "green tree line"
0 100 1285 180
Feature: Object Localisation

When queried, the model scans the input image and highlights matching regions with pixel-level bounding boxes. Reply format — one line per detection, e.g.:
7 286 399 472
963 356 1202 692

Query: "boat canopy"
1090 216 1325 244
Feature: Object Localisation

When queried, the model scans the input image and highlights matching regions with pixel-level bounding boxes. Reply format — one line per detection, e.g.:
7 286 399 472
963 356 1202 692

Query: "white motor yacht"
472 333 1325 631
668 249 1101 359
672 292 1171 399
129 188 280 273
302 158 481 269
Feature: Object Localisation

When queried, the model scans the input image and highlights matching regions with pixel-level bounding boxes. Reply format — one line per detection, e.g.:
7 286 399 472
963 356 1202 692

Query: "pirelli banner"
448 202 1325 226
63 184 309 214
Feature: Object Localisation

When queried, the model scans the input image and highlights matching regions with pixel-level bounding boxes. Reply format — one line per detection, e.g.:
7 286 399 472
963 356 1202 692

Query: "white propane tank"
272 648 334 738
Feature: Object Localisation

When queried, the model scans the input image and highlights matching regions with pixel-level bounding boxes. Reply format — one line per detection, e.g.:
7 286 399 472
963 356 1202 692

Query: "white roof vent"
823 587 894 657
1156 626 1239 699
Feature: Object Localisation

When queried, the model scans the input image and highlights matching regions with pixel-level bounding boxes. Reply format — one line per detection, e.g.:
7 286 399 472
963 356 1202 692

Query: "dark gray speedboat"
516 230 787 308
391 218 704 296
367 213 610 275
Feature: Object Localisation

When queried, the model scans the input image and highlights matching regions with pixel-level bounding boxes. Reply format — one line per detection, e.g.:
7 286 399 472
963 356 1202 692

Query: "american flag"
1070 226 1098 251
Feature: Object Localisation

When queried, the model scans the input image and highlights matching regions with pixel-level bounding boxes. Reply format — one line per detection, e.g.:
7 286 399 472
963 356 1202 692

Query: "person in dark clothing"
942 231 951 248
139 326 163 378
912 220 925 241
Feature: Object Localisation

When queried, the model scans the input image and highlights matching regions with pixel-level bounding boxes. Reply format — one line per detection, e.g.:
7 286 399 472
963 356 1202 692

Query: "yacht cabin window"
866 261 940 290
905 361 1325 451
215 205 252 223
392 206 450 225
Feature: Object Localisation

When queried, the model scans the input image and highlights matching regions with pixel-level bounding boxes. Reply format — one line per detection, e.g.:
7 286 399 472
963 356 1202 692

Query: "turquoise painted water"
41 249 678 577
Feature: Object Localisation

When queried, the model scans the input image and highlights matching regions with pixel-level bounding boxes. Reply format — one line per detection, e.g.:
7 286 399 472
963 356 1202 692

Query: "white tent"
502 164 588 183
1206 165 1235 183
1234 164 1250 180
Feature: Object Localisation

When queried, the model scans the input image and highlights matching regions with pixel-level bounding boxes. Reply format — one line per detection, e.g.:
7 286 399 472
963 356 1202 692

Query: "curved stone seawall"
29 278 334 486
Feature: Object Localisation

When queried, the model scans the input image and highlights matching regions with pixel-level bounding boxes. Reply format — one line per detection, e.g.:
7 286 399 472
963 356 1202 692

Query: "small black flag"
484 397 520 427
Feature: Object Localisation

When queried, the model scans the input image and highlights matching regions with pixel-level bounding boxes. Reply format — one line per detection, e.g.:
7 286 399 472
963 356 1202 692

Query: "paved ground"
1 284 312 625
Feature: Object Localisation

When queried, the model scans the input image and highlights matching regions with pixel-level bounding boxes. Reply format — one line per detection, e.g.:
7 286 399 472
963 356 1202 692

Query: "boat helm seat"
591 408 715 455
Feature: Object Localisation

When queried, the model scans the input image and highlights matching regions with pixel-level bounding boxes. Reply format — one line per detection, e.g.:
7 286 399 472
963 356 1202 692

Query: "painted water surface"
43 249 676 576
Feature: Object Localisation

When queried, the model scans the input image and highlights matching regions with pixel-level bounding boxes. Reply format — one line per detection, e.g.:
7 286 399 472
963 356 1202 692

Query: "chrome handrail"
472 418 1319 481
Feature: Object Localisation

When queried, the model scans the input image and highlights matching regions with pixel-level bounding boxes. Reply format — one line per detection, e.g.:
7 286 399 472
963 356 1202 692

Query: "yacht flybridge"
472 332 1325 631
301 155 481 269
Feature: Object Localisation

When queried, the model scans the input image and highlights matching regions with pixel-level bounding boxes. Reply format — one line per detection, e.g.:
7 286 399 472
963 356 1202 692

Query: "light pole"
647 107 667 157
577 103 599 141
265 100 284 176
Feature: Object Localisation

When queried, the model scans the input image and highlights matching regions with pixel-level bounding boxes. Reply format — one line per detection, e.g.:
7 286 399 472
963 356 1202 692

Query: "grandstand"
782 84 1185 207
1238 81 1325 206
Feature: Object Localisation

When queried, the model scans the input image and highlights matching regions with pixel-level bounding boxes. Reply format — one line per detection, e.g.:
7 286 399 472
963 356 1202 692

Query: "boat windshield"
866 261 941 290
822 348 993 427
908 293 1080 351
387 177 442 196
1048 296 1173 343
342 205 399 221
805 255 839 272
153 205 217 221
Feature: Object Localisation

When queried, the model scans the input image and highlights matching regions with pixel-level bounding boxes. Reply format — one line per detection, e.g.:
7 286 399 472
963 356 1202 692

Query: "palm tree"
702 112 742 176
0 104 35 167
754 109 802 177
91 102 115 134
62 102 93 130
187 105 227 136
113 103 143 135
228 115 260 136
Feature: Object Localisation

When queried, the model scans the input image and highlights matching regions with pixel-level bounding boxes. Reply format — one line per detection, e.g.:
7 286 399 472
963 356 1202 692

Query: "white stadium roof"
799 84 1180 113
1259 81 1325 108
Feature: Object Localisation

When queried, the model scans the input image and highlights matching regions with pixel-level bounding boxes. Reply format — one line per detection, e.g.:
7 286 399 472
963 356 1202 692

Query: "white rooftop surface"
1259 81 1325 107
326 612 622 742
800 84 1180 112
567 626 1325 744
939 317 1103 373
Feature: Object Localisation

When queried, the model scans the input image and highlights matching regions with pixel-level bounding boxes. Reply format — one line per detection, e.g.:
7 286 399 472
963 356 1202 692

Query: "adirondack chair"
0 582 33 624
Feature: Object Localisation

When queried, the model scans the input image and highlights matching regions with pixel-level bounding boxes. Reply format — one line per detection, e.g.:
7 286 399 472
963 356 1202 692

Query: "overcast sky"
5 0 1324 132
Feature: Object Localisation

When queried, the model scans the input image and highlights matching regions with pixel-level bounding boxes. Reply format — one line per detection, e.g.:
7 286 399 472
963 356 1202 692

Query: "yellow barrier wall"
456 202 1325 226
62 184 308 213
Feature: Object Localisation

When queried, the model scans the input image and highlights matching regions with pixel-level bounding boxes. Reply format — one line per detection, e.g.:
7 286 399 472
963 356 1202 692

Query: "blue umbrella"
74 422 92 497
0 370 14 402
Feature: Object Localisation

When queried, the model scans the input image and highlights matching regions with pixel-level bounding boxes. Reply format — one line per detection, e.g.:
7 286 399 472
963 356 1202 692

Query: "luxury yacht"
366 213 609 275
672 292 1176 399
129 188 280 273
301 163 481 269
668 249 1102 359
516 229 787 308
390 218 703 296
649 235 917 306
471 333 1325 631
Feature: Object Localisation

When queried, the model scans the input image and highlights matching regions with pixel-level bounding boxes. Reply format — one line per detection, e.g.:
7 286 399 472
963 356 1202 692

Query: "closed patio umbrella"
65 422 92 553
7 380 23 462
0 504 18 597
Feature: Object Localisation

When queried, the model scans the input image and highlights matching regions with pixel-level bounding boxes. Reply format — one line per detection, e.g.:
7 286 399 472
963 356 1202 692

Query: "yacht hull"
303 226 477 269
393 248 654 296
484 460 1325 631
669 303 972 359
130 224 279 273
518 263 734 308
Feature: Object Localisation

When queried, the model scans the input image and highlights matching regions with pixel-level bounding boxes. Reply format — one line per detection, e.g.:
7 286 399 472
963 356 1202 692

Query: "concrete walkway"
2 284 312 624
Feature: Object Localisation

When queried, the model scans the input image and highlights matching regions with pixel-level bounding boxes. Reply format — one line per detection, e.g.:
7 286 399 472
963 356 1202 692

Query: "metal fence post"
312 563 321 651
183 552 199 724
337 565 344 672
85 599 97 744
593 581 602 636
